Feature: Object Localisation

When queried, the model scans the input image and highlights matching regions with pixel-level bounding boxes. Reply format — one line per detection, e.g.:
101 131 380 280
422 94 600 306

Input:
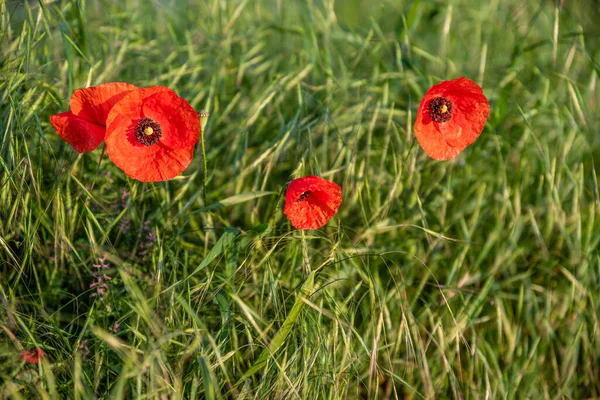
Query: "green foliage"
1 0 599 398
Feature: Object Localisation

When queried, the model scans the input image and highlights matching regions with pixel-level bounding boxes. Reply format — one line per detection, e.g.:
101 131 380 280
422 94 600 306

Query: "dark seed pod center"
297 191 311 202
428 97 453 123
135 118 162 146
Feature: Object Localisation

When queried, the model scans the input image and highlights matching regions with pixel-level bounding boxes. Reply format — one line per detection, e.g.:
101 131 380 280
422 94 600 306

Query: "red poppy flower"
284 176 342 230
21 348 45 364
104 86 200 182
414 77 490 160
50 82 137 153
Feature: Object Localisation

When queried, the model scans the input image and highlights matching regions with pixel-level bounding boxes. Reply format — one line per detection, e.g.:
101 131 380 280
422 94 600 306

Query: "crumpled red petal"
104 86 199 182
108 142 195 182
284 176 342 230
104 86 170 129
142 91 200 149
50 111 105 153
21 348 45 364
70 82 137 126
414 77 490 160
413 119 463 160
105 120 195 182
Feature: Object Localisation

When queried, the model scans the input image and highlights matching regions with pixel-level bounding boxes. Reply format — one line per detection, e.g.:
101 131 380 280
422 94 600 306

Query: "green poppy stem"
301 230 311 276
199 110 209 205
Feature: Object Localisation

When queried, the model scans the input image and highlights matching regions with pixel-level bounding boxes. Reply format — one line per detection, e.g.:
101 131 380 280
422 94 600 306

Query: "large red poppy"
50 82 137 153
414 77 490 160
104 86 200 182
21 348 45 364
284 176 342 230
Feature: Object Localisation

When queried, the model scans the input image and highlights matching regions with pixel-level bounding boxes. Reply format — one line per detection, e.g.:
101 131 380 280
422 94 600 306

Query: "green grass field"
1 0 600 398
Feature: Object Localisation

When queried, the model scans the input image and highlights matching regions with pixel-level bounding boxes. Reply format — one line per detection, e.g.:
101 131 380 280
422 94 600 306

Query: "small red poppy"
21 348 45 364
50 82 137 153
414 77 490 160
104 86 200 182
284 176 342 230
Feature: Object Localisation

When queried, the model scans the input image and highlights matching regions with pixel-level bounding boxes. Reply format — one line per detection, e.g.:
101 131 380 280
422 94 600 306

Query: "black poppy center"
428 97 453 123
135 118 162 146
297 191 311 202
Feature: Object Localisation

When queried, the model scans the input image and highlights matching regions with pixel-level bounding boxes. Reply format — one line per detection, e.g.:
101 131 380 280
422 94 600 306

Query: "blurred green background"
1 0 599 398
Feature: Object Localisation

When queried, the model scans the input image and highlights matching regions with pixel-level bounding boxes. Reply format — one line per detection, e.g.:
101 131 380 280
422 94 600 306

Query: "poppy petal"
286 203 323 229
105 86 198 182
414 121 463 161
70 82 137 126
439 91 489 149
21 348 45 364
284 176 342 230
104 86 171 129
142 91 200 149
414 77 489 160
105 114 195 182
50 111 105 153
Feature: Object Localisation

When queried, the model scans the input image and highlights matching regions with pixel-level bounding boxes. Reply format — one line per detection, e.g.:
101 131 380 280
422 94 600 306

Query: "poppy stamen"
428 97 453 123
135 118 162 146
297 190 311 202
